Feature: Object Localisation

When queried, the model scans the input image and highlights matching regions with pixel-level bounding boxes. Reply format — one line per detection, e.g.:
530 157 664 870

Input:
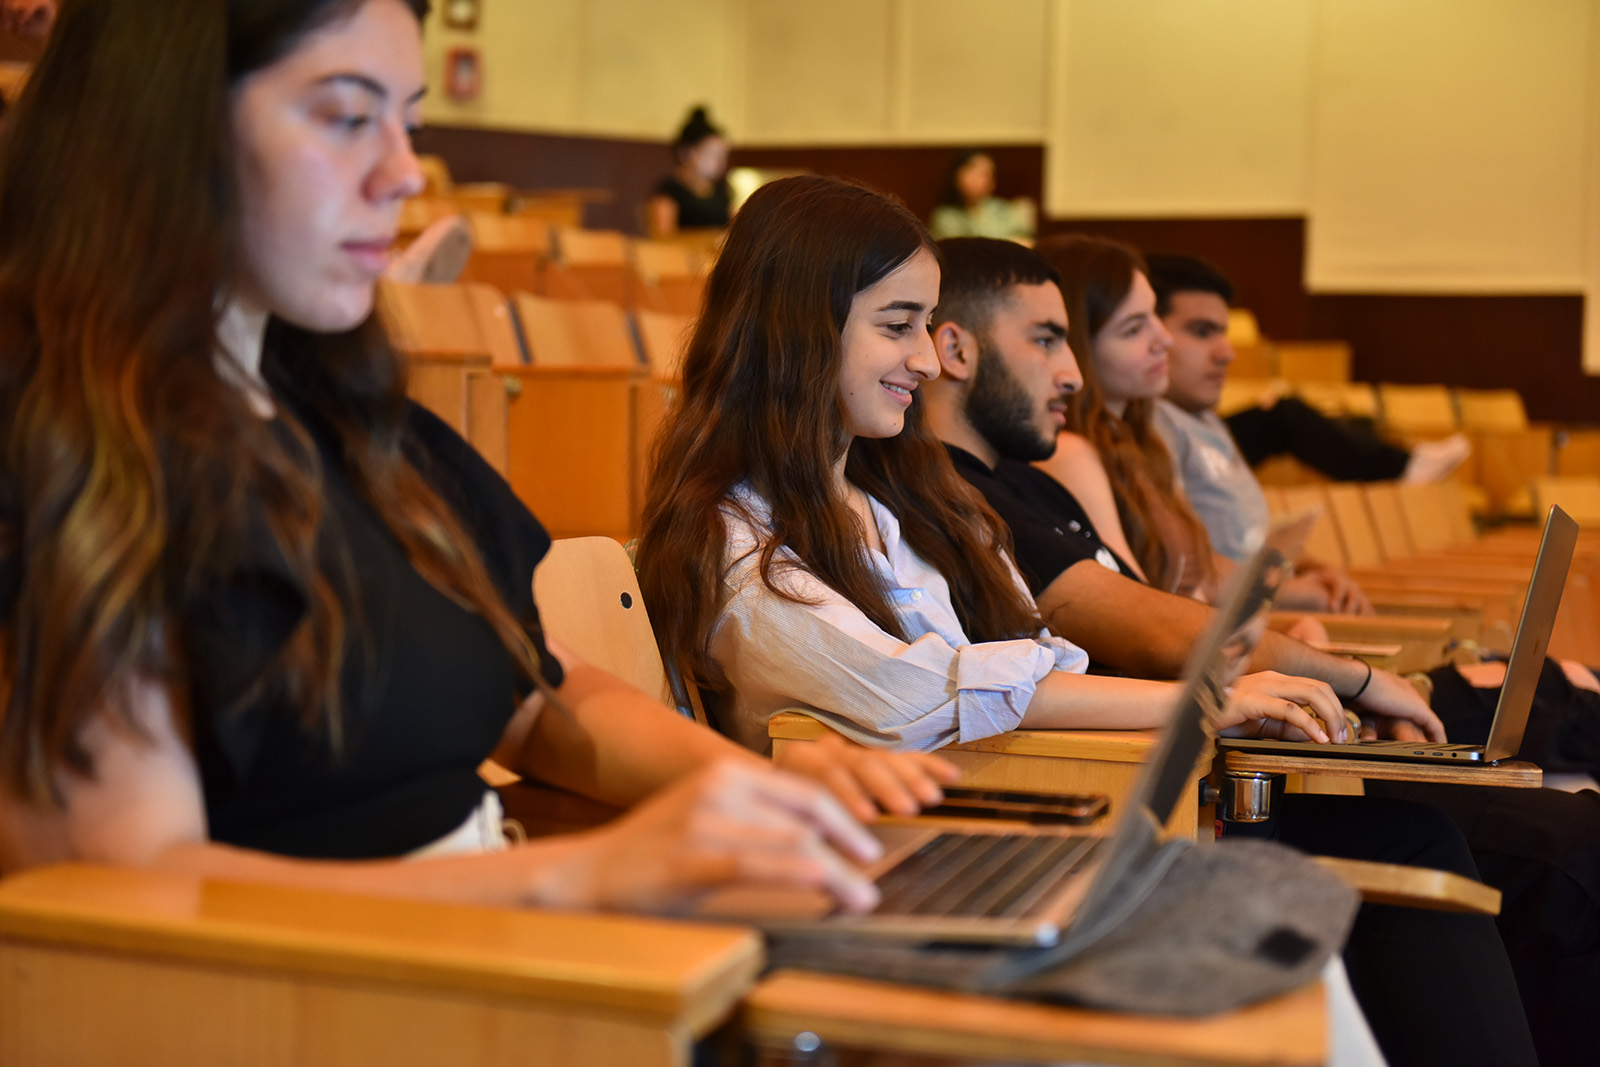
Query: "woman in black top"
647 105 731 237
0 0 953 912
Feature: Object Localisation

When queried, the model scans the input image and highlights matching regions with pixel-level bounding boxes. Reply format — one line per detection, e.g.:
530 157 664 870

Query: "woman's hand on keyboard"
561 757 884 914
774 732 960 822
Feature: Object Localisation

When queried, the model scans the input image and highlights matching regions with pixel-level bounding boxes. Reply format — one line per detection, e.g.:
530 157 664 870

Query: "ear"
933 321 978 383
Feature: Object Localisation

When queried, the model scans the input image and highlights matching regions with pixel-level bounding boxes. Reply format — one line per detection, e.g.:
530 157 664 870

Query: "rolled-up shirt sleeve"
711 554 1086 753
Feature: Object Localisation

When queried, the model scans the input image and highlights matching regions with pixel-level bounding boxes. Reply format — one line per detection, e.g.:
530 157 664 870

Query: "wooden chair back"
1275 341 1351 384
449 182 512 214
1228 343 1276 379
551 228 633 305
1216 377 1279 418
514 294 640 369
1395 483 1455 553
631 243 708 315
1226 307 1262 346
399 196 461 238
635 309 695 381
1363 484 1417 560
1379 384 1458 441
1556 429 1600 477
1325 484 1386 567
460 213 553 297
1295 382 1378 420
533 537 673 706
1455 389 1528 432
1279 486 1346 566
511 192 588 229
1534 476 1600 526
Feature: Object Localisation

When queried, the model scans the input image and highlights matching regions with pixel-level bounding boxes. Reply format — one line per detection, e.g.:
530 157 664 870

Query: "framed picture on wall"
443 0 479 31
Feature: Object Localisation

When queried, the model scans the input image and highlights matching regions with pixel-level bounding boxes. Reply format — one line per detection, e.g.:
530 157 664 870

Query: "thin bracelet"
1347 659 1374 702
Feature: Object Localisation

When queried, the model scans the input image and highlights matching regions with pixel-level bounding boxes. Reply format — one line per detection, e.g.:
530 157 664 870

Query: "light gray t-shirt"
1153 399 1270 563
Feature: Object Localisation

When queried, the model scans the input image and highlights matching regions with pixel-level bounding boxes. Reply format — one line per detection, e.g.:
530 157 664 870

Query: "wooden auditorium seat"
548 228 633 306
1376 383 1457 444
1275 340 1352 384
459 212 553 298
635 308 695 382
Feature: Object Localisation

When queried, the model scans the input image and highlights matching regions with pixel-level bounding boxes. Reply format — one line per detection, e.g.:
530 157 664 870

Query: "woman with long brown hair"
0 0 960 913
637 176 1355 754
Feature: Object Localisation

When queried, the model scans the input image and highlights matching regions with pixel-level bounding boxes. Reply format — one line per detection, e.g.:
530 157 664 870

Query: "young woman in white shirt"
634 176 1426 754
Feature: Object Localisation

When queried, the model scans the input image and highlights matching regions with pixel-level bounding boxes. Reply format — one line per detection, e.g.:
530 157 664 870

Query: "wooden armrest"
0 864 759 1025
742 970 1325 1067
1312 857 1500 915
1276 613 1453 674
1304 640 1404 671
0 865 761 1063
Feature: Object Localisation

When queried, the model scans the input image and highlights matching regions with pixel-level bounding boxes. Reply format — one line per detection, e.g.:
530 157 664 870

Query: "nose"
1056 342 1084 394
369 119 426 203
907 329 940 382
1151 317 1174 355
1216 335 1237 366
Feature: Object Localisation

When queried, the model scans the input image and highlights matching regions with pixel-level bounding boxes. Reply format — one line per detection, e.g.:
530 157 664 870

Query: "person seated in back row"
646 105 732 239
1150 254 1469 494
0 0 959 919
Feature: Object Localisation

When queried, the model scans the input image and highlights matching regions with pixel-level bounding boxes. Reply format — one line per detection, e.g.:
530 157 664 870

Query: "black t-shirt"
653 175 731 230
0 401 562 860
946 445 1139 597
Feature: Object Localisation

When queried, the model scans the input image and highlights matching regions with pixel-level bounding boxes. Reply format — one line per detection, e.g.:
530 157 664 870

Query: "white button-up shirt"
709 484 1089 754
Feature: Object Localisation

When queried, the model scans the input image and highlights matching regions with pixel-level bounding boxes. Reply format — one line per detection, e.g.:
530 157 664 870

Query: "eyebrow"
875 300 927 314
316 73 428 105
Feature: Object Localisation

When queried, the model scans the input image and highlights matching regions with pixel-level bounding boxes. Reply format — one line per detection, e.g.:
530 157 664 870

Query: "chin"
283 289 377 335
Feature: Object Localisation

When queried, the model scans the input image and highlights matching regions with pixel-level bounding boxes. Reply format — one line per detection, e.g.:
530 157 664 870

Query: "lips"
342 237 395 276
882 381 915 406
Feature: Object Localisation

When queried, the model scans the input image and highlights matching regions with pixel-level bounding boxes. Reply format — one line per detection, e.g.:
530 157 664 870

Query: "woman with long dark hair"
0 0 962 912
637 175 1358 755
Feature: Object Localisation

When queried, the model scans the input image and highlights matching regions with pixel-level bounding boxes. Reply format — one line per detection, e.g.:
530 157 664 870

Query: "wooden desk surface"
769 711 1165 764
0 864 760 1031
1223 751 1542 788
744 970 1326 1067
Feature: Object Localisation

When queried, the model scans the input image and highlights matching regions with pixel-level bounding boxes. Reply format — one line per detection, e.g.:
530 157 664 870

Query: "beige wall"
1046 0 1312 218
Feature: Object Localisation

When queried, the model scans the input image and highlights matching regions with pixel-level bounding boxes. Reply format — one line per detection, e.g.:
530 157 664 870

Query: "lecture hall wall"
416 0 1600 421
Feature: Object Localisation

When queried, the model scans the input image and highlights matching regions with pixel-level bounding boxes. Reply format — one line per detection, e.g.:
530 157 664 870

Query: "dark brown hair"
1034 234 1216 595
636 176 1041 697
0 0 542 802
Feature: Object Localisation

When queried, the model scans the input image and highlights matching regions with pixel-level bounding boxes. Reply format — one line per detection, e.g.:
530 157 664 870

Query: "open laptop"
696 517 1314 947
1217 504 1579 766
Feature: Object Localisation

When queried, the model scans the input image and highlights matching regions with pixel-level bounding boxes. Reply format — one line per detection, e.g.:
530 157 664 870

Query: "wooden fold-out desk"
770 712 1202 838
744 970 1326 1067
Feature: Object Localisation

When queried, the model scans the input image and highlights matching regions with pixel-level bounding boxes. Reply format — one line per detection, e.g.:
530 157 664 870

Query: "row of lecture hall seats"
1222 311 1600 520
2 534 1531 1067
380 278 692 543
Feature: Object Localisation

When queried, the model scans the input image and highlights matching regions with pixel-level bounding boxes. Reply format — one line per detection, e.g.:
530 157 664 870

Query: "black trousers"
1225 398 1410 481
1224 793 1538 1067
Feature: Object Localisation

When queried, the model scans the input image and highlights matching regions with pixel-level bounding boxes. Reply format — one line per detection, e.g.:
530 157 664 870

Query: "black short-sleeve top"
946 445 1139 598
0 401 563 860
652 175 731 230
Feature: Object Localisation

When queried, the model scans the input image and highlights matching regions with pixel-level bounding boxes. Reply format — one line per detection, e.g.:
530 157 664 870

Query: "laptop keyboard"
873 832 1101 919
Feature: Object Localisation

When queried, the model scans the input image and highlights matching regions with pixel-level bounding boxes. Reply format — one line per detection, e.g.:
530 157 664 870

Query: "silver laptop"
696 519 1313 947
1217 505 1578 766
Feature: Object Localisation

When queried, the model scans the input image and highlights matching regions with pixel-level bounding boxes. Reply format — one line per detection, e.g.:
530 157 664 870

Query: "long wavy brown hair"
1034 235 1216 596
636 176 1042 700
0 0 539 802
